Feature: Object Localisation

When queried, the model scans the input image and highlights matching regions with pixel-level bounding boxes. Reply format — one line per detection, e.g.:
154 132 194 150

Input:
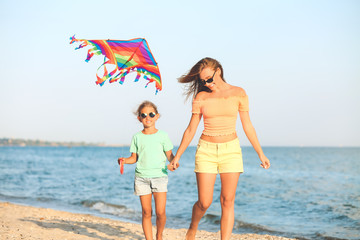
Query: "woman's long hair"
178 57 225 100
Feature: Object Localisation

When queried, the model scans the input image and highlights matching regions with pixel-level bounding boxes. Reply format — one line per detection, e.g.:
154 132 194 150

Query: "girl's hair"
178 57 225 100
135 100 159 117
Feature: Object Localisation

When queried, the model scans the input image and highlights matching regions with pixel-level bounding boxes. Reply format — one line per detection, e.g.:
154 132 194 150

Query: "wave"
80 200 141 222
0 193 30 201
0 193 58 204
202 213 307 239
203 213 273 233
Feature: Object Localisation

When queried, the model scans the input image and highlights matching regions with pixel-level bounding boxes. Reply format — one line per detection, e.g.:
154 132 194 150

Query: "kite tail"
108 68 117 78
85 49 94 62
75 42 87 50
143 74 160 94
96 73 106 86
69 35 77 44
109 71 122 83
96 62 120 86
144 75 153 88
95 60 109 86
134 72 141 82
119 71 129 85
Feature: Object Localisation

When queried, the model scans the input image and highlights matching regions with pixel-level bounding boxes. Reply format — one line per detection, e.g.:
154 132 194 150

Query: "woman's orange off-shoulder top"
192 94 249 136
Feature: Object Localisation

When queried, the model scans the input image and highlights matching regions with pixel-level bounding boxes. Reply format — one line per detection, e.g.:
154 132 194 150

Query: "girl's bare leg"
219 172 240 240
186 173 217 240
140 194 153 240
153 192 167 240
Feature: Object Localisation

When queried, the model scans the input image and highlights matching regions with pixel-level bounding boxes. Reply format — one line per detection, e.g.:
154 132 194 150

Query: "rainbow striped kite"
69 35 162 94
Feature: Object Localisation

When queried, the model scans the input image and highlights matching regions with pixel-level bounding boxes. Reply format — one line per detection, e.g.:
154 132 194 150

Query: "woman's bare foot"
185 229 196 240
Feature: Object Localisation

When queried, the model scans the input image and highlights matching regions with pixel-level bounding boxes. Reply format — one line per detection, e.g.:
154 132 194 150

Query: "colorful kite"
69 35 162 94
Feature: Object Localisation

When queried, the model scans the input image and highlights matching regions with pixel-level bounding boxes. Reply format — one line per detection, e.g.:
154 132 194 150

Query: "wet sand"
0 202 295 240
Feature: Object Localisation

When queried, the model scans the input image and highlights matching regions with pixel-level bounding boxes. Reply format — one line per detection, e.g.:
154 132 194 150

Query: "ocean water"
0 146 359 240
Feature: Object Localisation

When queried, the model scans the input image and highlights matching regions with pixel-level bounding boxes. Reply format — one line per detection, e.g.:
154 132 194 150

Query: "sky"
0 0 359 147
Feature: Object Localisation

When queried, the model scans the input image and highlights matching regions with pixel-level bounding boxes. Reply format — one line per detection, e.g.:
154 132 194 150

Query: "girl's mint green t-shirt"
130 130 173 178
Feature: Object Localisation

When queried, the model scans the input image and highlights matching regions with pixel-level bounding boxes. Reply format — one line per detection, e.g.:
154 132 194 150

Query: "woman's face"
199 67 218 90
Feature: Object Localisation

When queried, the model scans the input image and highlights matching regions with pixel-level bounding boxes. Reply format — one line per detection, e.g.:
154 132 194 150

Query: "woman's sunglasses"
201 71 216 85
140 112 156 119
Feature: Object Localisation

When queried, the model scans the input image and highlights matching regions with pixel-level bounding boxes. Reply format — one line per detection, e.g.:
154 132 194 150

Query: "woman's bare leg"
219 172 240 240
186 173 217 240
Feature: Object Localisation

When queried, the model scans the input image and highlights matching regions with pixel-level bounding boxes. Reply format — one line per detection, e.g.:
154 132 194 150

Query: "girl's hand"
259 155 270 169
167 163 175 171
167 161 180 171
170 158 180 171
118 158 125 174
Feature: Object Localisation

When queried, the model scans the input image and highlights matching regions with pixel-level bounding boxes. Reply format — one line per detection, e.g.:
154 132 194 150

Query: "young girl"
118 100 175 240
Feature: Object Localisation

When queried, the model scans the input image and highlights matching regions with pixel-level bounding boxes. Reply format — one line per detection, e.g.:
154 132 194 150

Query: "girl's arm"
165 150 177 171
239 111 270 169
170 113 202 169
165 150 174 162
118 152 138 165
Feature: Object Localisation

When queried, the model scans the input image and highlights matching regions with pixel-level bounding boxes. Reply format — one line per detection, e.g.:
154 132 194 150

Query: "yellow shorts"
195 138 244 174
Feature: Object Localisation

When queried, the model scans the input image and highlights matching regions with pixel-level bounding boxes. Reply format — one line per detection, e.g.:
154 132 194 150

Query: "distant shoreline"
1 138 358 148
0 138 127 147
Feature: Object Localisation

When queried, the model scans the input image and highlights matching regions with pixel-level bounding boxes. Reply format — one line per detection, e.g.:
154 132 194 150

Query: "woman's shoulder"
229 85 247 97
193 91 209 101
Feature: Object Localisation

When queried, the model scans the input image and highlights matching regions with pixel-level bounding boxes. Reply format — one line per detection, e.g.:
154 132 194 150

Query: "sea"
0 146 359 240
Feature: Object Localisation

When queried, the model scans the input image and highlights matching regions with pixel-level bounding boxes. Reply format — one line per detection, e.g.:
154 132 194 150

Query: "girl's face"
138 106 159 128
199 67 218 91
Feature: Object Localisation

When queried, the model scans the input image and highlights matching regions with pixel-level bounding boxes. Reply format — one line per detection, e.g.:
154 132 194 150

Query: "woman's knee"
197 199 212 211
220 196 235 209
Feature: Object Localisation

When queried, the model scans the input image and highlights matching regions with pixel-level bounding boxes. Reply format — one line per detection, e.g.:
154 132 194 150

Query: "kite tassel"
85 49 95 62
109 72 121 83
75 43 84 50
109 68 117 78
109 76 119 83
134 72 141 82
119 71 129 85
119 76 125 85
96 70 108 86
69 35 77 44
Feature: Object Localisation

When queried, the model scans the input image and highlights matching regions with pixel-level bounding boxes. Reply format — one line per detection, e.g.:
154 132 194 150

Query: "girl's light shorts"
134 176 168 196
195 138 244 174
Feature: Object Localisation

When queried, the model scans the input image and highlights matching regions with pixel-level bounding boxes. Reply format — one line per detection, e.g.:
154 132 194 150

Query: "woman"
170 57 270 240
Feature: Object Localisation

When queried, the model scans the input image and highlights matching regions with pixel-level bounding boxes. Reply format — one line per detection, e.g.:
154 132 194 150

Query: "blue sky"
0 0 359 146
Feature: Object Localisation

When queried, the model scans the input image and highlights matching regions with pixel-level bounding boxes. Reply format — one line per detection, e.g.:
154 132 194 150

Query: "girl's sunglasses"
140 112 156 118
201 70 216 85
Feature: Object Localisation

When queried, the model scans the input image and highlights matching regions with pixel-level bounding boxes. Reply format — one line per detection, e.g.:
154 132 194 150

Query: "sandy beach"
0 202 296 240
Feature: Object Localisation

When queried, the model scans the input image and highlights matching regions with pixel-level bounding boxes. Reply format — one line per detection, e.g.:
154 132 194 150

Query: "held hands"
167 158 180 172
118 158 125 174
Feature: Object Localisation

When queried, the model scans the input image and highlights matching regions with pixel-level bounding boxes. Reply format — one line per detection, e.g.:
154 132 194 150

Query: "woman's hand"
259 155 270 169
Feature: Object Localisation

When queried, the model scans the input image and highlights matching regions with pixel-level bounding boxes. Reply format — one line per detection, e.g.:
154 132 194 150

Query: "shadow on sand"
21 217 144 240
